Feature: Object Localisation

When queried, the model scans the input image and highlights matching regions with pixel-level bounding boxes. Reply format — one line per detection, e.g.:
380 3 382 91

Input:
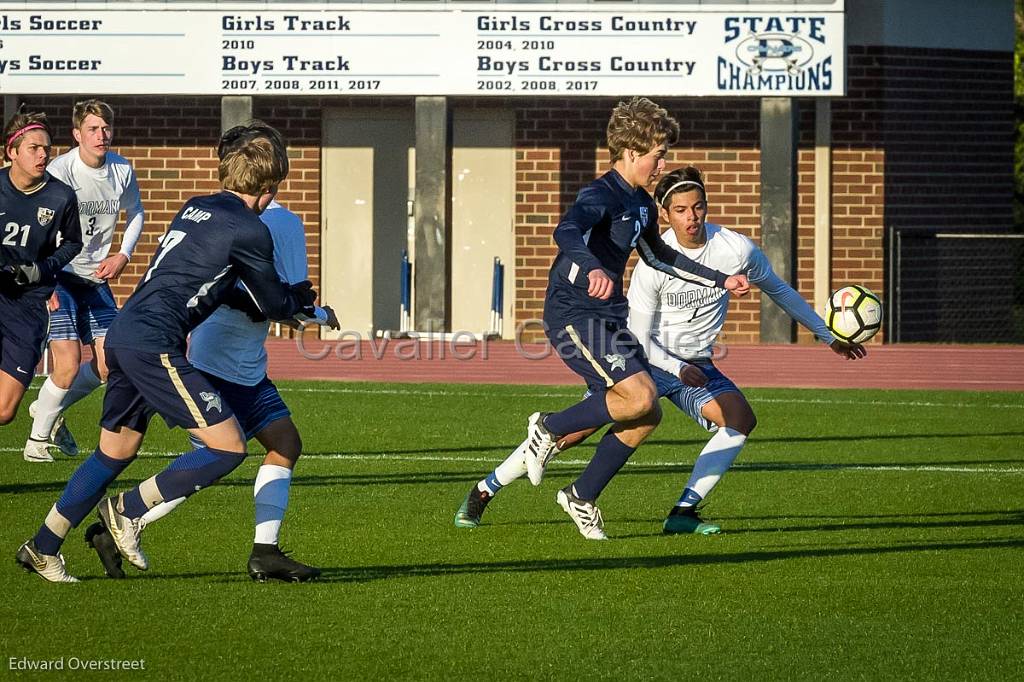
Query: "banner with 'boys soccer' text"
0 3 845 97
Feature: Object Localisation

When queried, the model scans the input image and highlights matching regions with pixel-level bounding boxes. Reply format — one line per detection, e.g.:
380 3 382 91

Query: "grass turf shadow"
111 536 1024 584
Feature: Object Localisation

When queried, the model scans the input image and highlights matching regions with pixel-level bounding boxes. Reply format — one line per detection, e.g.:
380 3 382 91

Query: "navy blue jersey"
105 192 307 352
545 169 727 324
0 168 83 300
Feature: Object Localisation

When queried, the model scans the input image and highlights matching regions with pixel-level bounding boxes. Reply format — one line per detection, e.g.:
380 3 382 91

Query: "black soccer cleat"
454 485 493 528
247 543 321 583
85 522 125 579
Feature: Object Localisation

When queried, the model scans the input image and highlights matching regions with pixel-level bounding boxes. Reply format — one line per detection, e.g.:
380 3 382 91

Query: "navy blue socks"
544 391 612 437
572 431 635 500
34 449 134 554
120 447 245 518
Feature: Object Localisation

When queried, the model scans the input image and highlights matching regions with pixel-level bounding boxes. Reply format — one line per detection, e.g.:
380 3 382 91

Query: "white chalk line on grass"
4 447 1020 474
283 454 1024 474
23 378 1023 409
275 385 1024 410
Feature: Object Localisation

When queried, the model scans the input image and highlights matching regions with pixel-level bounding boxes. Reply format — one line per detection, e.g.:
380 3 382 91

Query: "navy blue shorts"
49 278 118 344
545 317 650 393
100 346 235 432
198 373 290 441
0 293 49 387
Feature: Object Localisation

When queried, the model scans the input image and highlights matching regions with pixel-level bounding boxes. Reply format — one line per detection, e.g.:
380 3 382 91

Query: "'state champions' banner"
0 3 844 96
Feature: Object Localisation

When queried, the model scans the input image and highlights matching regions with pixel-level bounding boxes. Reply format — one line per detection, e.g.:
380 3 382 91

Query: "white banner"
0 5 844 96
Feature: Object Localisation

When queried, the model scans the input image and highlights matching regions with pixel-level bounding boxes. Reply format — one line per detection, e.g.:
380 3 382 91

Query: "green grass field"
1 380 1022 680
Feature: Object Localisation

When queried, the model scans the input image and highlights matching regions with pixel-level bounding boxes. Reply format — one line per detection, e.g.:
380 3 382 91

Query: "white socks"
478 441 529 495
30 364 103 441
677 427 747 507
254 464 292 545
30 378 69 440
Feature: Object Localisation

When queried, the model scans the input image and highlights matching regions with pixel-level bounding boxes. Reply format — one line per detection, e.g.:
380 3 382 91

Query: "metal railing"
887 228 1024 343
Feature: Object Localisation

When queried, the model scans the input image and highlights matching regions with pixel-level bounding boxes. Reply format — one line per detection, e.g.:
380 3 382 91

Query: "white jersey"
189 201 314 386
627 223 834 374
47 149 144 283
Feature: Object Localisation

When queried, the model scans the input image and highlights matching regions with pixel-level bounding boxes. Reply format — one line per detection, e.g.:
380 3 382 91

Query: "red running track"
265 338 1024 392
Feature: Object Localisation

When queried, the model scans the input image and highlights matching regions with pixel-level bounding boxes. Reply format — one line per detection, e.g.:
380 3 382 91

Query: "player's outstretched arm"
751 249 866 361
637 223 748 295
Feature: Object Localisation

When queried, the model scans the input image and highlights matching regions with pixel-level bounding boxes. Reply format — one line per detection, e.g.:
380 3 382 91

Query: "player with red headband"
0 111 83 427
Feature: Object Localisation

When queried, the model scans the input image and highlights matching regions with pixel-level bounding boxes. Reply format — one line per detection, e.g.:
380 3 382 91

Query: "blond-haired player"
24 99 145 463
17 125 317 582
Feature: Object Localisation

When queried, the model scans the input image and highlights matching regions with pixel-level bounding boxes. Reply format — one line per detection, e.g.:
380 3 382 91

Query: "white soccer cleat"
523 412 560 486
556 485 607 540
22 438 54 463
28 401 78 457
98 494 148 571
16 540 79 583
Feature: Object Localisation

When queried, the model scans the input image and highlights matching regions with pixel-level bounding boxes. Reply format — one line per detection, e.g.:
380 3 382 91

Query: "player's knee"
728 408 757 435
278 432 302 462
0 406 16 425
206 432 246 454
618 378 658 421
51 367 77 388
634 386 659 420
646 400 663 427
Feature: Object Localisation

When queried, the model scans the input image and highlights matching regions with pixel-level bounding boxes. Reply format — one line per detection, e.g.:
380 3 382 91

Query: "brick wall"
23 96 223 301
874 47 1015 231
18 44 1012 348
22 95 340 308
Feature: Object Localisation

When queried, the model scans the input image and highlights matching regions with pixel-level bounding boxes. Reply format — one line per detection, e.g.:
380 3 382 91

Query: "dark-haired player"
458 166 863 536
463 98 749 540
0 111 82 434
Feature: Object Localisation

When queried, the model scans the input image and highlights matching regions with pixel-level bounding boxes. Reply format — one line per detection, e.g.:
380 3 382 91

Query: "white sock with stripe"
255 465 292 545
478 441 528 495
676 427 747 508
139 495 186 528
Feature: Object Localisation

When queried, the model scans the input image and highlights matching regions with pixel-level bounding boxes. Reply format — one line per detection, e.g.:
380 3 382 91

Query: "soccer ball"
825 285 882 343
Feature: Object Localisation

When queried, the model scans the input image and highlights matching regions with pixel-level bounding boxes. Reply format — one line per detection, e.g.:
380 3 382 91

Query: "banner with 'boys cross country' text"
0 3 845 97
